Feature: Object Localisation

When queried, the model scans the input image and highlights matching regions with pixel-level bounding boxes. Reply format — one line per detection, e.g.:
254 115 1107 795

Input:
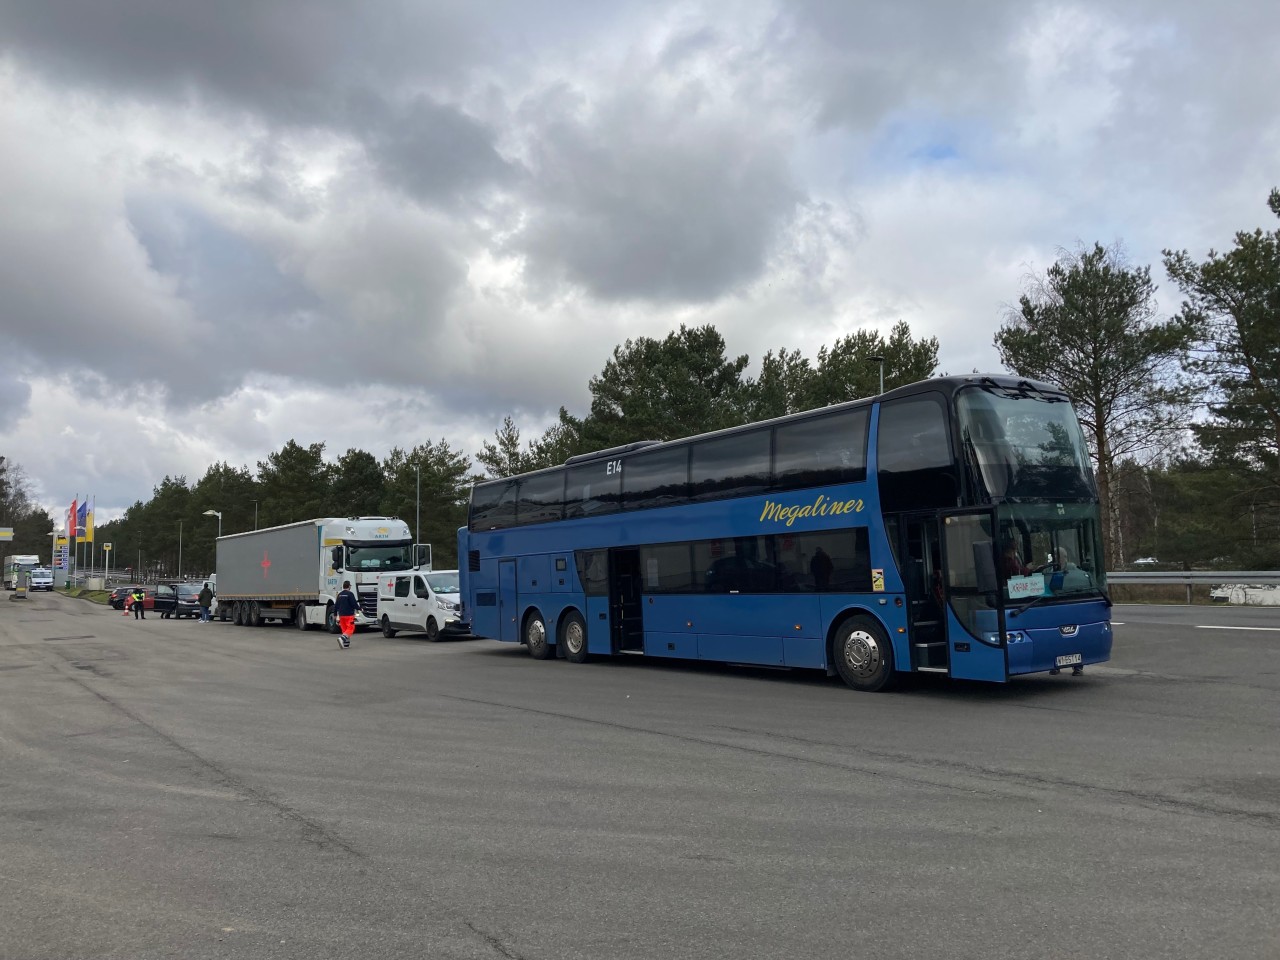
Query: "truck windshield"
345 544 414 571
956 384 1095 501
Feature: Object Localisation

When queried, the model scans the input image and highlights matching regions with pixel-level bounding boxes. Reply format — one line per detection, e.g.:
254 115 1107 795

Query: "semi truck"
213 517 431 631
3 555 40 590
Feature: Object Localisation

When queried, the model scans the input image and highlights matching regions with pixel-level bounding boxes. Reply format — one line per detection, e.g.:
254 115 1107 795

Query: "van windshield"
426 572 459 594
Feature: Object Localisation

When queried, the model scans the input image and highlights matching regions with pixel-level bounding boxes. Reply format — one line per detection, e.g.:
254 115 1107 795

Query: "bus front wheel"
561 611 588 663
833 616 896 692
525 611 552 660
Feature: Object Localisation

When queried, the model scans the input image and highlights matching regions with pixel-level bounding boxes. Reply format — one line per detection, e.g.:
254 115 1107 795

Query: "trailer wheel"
232 600 244 626
295 603 310 630
325 602 337 634
524 610 552 660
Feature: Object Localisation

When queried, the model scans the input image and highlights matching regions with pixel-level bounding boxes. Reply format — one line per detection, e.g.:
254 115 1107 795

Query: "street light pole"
251 500 259 530
868 355 885 396
415 462 421 545
203 509 223 538
178 520 183 580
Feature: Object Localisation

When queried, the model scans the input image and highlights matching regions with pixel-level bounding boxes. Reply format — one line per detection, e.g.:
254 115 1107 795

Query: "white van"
377 569 466 641
29 567 54 591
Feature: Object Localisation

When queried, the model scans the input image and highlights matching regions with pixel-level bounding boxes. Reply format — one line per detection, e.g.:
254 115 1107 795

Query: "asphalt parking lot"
1 595 1278 960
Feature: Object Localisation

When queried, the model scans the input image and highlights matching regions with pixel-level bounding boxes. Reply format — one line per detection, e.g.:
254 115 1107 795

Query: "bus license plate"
1056 653 1082 667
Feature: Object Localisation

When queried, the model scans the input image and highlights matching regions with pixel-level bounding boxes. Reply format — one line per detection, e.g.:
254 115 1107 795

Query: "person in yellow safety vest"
131 587 147 620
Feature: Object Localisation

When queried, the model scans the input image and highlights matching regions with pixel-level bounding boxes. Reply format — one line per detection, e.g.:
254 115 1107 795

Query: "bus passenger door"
900 515 947 672
609 548 644 653
941 510 1008 682
498 560 519 643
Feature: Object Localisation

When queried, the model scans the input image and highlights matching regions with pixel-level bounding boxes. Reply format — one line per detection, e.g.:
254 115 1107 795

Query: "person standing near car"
197 583 214 623
131 587 147 620
334 580 358 649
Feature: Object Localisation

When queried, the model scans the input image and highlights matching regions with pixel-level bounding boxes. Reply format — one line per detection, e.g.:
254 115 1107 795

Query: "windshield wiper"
1008 593 1050 618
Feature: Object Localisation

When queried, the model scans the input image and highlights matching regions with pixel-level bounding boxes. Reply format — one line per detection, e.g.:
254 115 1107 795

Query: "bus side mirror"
331 546 343 569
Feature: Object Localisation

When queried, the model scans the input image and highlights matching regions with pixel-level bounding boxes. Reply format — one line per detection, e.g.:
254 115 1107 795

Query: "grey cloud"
352 95 521 207
0 0 485 126
513 87 801 302
0 372 33 421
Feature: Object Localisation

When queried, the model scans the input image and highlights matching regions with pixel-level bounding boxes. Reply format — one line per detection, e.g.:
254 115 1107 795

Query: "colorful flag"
83 499 94 544
69 498 77 538
77 501 87 538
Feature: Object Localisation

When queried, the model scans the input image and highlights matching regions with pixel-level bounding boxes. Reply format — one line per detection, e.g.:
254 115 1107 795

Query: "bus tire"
525 610 552 660
425 617 439 642
561 611 588 663
832 615 896 692
296 603 310 630
381 615 397 639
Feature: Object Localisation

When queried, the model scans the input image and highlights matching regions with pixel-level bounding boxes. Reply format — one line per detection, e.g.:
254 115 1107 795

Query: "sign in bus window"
1006 574 1047 600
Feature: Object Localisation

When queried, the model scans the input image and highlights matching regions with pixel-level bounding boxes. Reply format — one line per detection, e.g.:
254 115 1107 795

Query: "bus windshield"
998 503 1106 604
956 384 1095 501
345 544 414 571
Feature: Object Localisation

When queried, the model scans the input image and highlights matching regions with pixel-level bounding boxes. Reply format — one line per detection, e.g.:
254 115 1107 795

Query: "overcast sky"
1 0 1277 522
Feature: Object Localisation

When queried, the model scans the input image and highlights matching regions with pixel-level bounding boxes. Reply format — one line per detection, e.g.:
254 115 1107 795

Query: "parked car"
1133 557 1159 566
109 586 137 609
112 586 155 610
153 582 204 619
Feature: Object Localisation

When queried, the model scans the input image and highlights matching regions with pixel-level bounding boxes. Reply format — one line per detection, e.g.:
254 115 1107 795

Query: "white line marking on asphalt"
1195 625 1280 632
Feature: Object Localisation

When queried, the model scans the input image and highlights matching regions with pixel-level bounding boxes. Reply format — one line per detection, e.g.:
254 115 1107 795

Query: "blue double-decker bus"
459 375 1112 691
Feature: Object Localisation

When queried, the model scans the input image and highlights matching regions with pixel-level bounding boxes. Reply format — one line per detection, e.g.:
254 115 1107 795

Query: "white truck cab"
377 569 466 641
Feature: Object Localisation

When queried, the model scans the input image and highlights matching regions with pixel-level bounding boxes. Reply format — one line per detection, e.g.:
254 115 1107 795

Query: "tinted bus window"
517 470 565 526
623 445 690 511
575 550 609 596
639 543 695 593
877 394 958 511
696 536 778 593
471 479 517 530
690 429 771 502
774 408 868 490
566 460 622 519
774 529 872 593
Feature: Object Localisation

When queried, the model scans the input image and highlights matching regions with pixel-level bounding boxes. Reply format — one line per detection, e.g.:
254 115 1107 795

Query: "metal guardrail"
1106 570 1280 603
1108 571 1280 584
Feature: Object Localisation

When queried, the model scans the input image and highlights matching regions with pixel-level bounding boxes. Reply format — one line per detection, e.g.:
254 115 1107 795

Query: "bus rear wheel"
525 611 552 660
833 616 896 692
561 611 588 663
